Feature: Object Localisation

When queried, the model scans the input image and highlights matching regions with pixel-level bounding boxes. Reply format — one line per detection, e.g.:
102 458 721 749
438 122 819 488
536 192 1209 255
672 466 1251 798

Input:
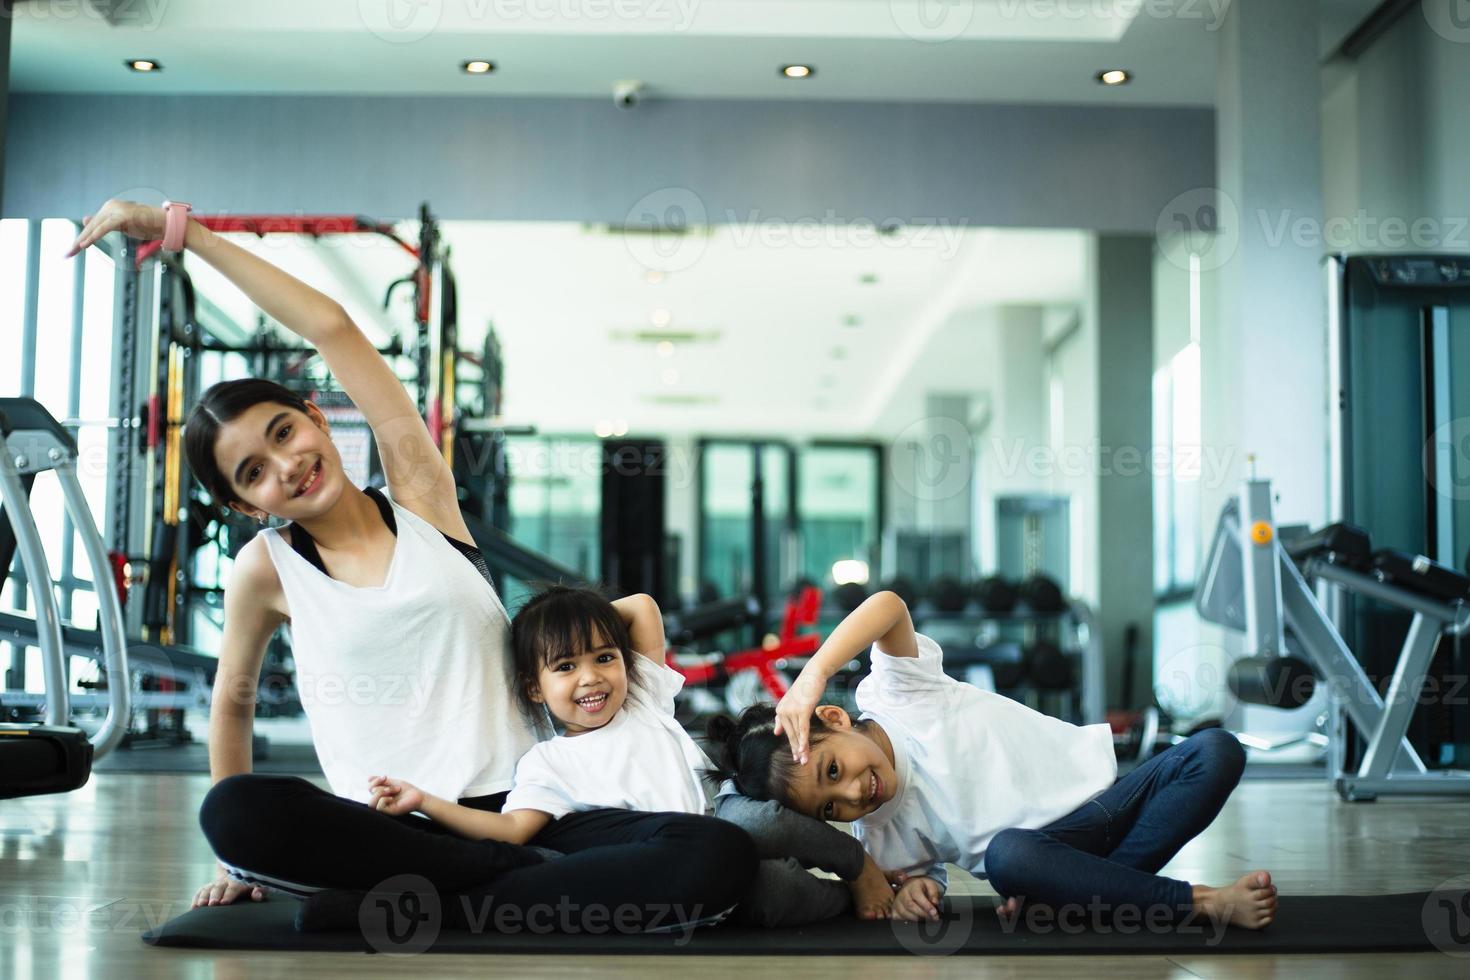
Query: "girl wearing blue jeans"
708 590 1278 929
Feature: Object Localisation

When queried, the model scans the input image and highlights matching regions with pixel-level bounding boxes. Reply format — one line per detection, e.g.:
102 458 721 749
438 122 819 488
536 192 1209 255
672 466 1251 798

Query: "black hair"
509 583 645 724
183 378 313 516
706 703 843 807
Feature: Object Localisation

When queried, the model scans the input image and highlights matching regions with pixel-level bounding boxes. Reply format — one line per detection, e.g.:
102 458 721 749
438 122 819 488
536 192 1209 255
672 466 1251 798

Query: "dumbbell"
1018 574 1066 613
928 576 969 614
972 575 1019 614
1025 640 1074 689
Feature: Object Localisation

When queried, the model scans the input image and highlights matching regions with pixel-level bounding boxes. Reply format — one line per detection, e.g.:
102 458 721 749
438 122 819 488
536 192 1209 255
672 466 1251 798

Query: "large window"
1153 254 1203 597
797 444 882 589
505 435 601 581
1 219 120 694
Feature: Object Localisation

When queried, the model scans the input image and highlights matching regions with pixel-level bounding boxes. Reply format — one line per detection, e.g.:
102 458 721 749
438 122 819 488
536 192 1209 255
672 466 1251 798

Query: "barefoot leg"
1192 870 1278 929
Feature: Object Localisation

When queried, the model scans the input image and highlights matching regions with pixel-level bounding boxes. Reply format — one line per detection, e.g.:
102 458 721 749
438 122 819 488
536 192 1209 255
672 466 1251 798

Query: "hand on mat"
773 672 824 765
847 854 896 919
65 199 168 257
891 875 943 922
192 865 266 908
368 774 425 816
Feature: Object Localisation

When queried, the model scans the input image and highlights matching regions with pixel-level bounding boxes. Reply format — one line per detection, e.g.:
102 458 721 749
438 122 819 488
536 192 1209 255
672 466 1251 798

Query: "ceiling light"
595 420 614 438
656 341 676 359
612 419 629 437
781 65 814 79
463 60 495 74
126 60 161 73
1097 69 1130 86
650 309 672 327
661 368 680 386
832 559 870 586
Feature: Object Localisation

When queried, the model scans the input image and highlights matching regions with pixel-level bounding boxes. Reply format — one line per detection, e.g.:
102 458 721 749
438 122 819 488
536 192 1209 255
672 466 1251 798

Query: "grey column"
0 2 10 217
1095 235 1155 710
1204 0 1327 734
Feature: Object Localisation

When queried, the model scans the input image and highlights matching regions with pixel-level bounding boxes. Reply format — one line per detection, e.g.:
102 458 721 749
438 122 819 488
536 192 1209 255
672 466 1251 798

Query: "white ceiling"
182 220 1087 438
10 0 1233 105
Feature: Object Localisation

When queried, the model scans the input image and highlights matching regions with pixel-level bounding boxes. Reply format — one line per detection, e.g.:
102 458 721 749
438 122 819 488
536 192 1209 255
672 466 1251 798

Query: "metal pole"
60 223 88 622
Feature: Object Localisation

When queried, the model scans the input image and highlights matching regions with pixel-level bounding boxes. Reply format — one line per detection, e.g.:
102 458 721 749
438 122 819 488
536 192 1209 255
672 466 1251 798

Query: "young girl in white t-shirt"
368 584 897 926
707 590 1279 930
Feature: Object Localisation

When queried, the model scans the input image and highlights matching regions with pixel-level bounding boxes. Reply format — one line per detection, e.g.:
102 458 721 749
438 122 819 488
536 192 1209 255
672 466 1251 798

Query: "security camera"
613 81 645 110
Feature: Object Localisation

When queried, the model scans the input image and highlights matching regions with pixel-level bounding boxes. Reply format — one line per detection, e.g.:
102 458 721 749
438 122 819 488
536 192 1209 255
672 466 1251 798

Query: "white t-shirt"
853 633 1117 885
503 661 716 819
260 490 537 804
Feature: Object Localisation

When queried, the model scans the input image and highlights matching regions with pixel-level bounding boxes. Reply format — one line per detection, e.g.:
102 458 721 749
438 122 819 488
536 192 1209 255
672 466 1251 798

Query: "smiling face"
529 628 631 736
210 401 345 523
781 709 900 823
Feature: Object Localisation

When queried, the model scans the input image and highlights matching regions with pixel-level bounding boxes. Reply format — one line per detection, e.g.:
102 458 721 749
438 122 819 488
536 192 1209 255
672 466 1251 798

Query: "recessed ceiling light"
1097 69 1130 86
650 309 672 327
781 65 814 79
656 341 676 359
126 60 161 73
463 60 495 74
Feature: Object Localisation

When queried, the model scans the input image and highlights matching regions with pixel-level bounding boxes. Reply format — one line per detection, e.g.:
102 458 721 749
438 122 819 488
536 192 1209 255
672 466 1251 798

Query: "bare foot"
848 856 895 920
996 896 1022 919
1193 871 1278 929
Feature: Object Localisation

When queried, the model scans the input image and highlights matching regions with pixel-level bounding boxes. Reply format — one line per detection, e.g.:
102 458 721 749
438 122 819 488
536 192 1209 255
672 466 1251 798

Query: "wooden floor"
3 772 1470 978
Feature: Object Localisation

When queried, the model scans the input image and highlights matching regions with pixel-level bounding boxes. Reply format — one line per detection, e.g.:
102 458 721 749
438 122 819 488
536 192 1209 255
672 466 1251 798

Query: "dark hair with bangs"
706 704 851 807
183 378 313 516
510 583 645 724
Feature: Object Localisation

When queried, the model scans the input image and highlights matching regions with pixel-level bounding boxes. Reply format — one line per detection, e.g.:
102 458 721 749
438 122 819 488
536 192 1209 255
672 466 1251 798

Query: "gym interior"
3 1 1470 977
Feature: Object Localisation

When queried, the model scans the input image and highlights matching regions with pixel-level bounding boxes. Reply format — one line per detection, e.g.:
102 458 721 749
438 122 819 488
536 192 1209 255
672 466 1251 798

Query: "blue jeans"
983 728 1246 921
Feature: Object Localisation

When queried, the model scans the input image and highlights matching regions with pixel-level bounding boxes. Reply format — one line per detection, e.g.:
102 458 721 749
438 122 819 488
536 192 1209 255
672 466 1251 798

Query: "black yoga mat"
142 891 1460 956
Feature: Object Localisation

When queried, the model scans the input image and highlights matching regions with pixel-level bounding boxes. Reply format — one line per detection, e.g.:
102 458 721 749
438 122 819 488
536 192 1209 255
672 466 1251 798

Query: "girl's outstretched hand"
65 199 168 257
773 672 824 765
368 774 425 816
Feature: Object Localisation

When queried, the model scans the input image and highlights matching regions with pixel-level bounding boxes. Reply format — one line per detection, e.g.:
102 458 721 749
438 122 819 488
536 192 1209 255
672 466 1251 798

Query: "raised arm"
776 590 917 763
611 593 667 665
67 200 466 536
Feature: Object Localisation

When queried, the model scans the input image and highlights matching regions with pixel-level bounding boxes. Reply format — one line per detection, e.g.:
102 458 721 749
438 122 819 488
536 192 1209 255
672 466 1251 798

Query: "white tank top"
260 491 538 804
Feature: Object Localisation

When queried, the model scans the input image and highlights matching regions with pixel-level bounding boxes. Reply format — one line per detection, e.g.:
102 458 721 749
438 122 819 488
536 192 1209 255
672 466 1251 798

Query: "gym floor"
3 772 1468 978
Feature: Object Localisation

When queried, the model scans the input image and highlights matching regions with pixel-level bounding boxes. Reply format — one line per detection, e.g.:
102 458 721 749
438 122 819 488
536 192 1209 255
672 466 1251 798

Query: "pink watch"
161 200 192 252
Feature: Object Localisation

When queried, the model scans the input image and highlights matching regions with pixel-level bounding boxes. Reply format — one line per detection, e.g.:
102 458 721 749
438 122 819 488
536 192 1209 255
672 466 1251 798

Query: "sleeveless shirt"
259 489 538 804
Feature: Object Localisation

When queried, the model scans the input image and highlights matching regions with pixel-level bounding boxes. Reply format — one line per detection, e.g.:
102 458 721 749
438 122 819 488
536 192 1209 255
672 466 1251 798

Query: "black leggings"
200 774 757 929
